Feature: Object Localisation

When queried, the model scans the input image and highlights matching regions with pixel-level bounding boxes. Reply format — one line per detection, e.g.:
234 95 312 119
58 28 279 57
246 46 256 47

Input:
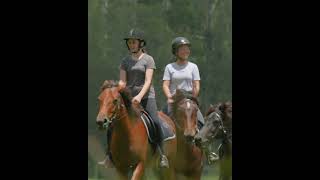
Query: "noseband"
205 111 232 145
102 96 124 128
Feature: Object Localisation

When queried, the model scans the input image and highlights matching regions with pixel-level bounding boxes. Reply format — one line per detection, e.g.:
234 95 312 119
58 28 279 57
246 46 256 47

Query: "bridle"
102 95 126 129
205 111 232 144
172 98 200 140
201 110 232 158
199 110 232 164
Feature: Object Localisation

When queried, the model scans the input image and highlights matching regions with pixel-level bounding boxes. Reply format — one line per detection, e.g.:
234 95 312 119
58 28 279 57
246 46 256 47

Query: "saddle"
140 110 175 144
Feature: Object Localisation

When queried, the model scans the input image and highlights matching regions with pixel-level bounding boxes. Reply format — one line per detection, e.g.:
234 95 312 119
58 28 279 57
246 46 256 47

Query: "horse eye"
113 99 118 105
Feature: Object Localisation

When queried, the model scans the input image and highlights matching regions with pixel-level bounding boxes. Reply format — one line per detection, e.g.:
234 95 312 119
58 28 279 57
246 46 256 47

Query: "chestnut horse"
195 101 232 180
170 89 203 180
96 80 177 180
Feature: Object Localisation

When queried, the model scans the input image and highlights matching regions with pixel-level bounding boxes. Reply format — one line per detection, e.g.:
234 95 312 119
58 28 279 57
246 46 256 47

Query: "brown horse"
195 101 232 180
96 80 177 180
170 89 203 180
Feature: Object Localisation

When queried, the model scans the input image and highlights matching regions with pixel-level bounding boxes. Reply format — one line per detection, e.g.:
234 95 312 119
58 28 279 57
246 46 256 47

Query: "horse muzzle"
96 118 109 130
184 129 197 143
196 138 211 149
186 136 195 144
194 134 203 147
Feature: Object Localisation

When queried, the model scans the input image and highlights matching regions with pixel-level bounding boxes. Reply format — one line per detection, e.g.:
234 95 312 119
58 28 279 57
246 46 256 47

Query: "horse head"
96 80 125 129
195 101 232 148
172 89 199 144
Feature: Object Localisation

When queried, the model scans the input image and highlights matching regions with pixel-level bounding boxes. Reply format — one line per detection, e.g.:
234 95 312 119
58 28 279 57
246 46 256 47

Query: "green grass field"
89 175 218 180
88 169 219 180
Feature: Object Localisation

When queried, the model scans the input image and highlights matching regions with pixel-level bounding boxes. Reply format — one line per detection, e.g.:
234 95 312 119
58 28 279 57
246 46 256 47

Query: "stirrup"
159 155 169 168
98 156 114 168
207 152 219 165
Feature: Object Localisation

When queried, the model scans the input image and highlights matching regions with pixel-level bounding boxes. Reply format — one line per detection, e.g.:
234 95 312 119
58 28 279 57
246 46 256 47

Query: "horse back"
158 111 176 134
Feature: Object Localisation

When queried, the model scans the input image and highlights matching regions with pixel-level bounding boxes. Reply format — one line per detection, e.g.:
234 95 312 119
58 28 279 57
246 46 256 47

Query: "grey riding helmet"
171 37 191 55
124 28 146 49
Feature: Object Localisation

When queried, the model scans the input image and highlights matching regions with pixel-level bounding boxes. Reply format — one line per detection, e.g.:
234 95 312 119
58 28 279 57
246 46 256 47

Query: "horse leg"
115 168 129 180
131 161 145 180
175 174 186 180
157 166 176 180
167 167 177 180
162 156 177 180
192 173 202 180
219 157 232 180
176 173 201 180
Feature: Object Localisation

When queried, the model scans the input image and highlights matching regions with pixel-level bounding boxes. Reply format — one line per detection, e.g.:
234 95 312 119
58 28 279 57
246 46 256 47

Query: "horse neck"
173 106 199 154
113 107 132 137
113 105 139 137
221 130 232 156
222 139 232 157
176 130 197 154
223 119 232 142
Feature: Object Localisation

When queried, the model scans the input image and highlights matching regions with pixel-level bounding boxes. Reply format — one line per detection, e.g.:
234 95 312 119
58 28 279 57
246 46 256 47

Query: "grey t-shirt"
120 53 156 99
163 61 200 95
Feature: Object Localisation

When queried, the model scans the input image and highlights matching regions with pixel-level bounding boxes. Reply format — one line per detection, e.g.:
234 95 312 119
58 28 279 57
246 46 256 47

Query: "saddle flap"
140 110 158 144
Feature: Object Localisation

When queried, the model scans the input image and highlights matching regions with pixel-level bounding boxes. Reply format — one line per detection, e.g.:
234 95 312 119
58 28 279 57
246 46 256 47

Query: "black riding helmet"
124 28 146 50
171 37 191 55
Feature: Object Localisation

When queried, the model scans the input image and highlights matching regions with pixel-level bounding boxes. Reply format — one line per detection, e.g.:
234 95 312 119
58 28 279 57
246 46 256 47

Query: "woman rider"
99 28 170 168
162 37 205 129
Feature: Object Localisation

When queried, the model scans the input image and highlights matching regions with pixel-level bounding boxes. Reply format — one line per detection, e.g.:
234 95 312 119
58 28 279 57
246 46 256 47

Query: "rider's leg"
197 108 205 130
141 98 170 168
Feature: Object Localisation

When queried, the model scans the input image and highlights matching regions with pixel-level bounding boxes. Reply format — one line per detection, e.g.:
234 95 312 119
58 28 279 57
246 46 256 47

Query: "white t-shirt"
163 61 200 95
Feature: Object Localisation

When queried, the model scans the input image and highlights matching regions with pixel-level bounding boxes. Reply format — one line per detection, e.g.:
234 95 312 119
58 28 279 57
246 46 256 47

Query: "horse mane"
171 89 199 115
100 80 142 117
172 89 199 106
100 80 119 91
120 88 144 118
205 103 222 116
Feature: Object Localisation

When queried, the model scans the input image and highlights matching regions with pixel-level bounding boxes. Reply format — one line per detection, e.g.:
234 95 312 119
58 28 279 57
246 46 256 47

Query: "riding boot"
206 142 220 165
157 126 170 168
98 155 114 168
157 142 169 168
206 151 219 165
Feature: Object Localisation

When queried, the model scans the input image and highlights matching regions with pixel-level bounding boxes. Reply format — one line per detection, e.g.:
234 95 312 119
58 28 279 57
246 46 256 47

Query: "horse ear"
114 80 119 85
117 81 126 92
100 80 109 91
219 103 225 112
226 101 232 107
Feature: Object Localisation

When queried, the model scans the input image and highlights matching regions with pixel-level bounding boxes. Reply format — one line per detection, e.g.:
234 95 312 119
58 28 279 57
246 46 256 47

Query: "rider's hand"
167 98 174 104
132 95 142 104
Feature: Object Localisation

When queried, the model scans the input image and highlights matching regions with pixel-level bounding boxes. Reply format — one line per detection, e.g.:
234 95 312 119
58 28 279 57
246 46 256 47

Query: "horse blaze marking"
186 101 192 126
187 101 190 109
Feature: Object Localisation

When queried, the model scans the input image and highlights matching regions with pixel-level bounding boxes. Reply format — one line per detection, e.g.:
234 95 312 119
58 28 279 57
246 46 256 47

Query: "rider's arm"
118 69 127 90
162 64 173 101
163 80 173 99
136 69 153 99
192 80 200 97
192 64 201 97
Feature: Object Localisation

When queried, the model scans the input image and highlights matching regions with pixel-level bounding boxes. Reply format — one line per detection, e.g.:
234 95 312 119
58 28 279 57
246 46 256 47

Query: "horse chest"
176 141 202 171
